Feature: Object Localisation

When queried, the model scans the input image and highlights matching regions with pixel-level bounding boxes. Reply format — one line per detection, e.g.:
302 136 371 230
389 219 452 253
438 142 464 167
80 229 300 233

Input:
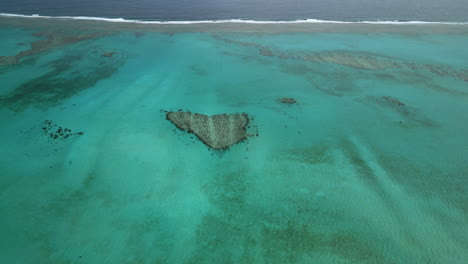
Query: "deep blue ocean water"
1 0 468 21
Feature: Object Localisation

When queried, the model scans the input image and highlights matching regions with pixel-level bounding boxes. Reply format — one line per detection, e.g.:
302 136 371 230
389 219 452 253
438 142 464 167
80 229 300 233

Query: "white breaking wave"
1 13 468 25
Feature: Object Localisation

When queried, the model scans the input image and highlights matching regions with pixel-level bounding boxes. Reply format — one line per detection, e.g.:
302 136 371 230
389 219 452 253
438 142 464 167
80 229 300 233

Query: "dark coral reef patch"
364 95 439 128
0 49 126 111
41 120 84 141
0 30 109 66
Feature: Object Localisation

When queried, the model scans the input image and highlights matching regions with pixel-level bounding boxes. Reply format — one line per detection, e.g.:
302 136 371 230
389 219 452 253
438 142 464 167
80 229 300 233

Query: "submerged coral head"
382 96 405 106
277 97 297 104
165 111 250 150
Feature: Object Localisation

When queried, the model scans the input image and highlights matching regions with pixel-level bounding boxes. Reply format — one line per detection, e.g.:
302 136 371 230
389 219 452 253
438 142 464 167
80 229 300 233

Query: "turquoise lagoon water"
1 19 468 263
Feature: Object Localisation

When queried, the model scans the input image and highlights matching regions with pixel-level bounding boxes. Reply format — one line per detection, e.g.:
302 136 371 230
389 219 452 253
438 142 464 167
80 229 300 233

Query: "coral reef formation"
1 48 126 111
165 111 250 150
0 30 108 66
213 34 468 82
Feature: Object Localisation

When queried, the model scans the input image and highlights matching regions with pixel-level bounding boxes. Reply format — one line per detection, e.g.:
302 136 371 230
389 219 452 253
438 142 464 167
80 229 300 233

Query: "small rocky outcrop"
165 111 250 150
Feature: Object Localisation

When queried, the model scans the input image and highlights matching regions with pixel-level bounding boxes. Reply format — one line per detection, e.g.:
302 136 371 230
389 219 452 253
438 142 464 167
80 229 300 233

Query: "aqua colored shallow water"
0 18 468 263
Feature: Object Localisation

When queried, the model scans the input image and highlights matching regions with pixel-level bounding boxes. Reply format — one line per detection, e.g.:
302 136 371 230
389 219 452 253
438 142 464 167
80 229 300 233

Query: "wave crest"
1 13 467 25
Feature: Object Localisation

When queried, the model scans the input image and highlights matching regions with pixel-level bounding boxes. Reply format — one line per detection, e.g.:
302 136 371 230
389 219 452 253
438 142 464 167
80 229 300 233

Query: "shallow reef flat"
1 17 468 264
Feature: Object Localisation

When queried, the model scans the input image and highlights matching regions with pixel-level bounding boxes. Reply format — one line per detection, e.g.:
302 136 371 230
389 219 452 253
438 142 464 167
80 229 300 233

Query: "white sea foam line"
1 13 468 25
